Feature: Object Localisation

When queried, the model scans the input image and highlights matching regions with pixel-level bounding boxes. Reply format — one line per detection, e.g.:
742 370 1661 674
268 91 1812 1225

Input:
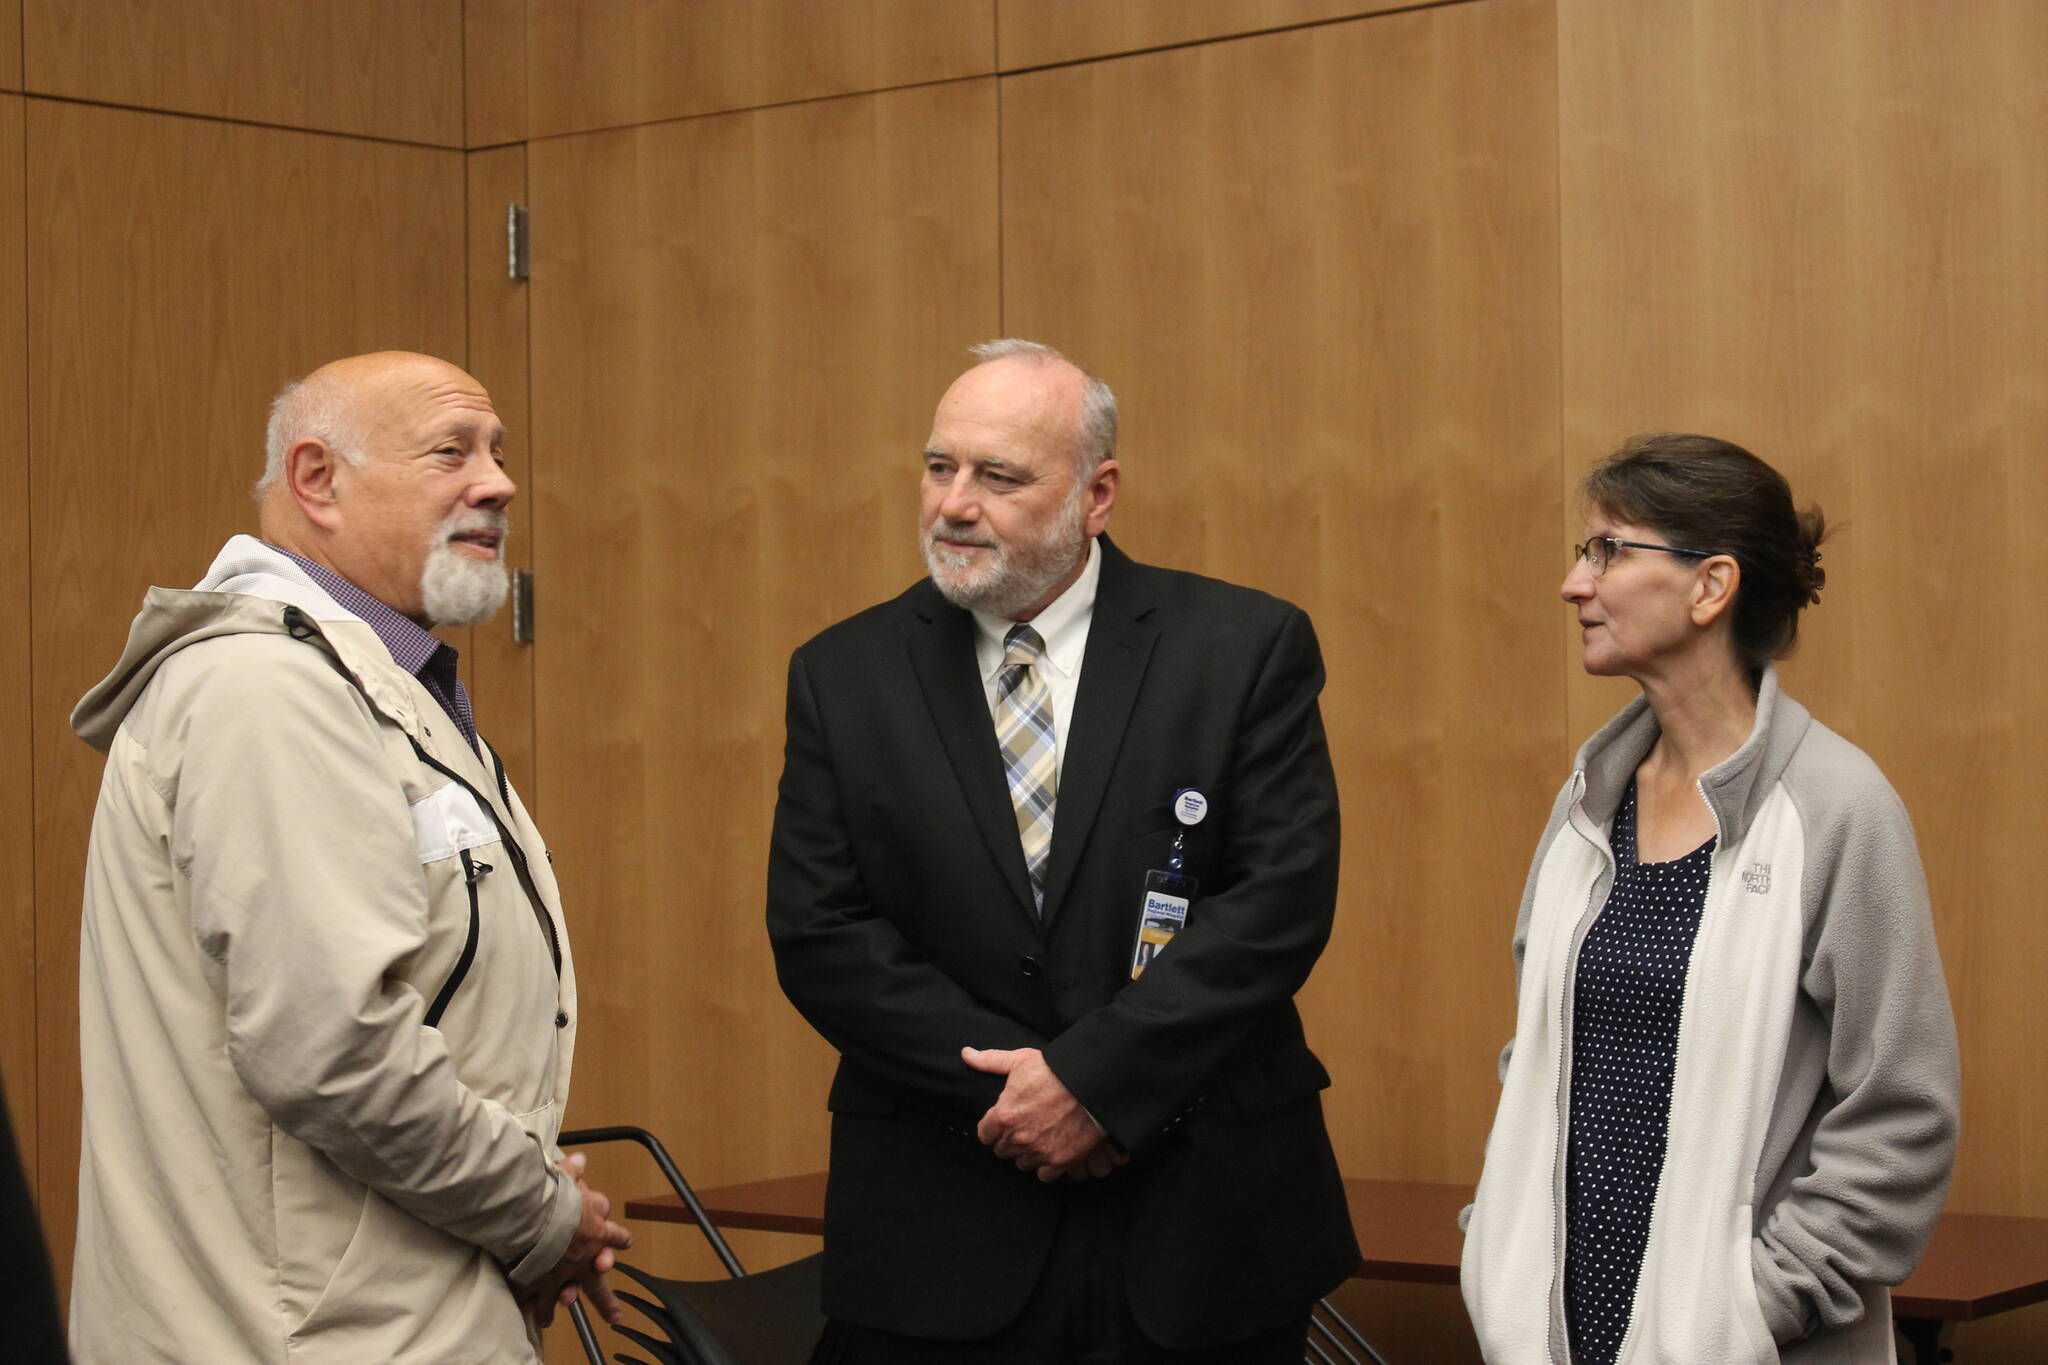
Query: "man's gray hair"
253 371 364 500
968 338 1118 473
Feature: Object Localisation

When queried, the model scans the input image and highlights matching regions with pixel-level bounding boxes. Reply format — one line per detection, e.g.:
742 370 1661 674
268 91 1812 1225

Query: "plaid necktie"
995 624 1058 914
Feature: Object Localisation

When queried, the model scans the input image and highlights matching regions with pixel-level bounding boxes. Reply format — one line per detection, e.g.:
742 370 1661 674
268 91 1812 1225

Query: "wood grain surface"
22 0 464 146
525 0 994 139
1000 0 1564 1192
464 146 537 804
465 0 528 148
525 77 1001 1235
1557 0 2048 1231
1 0 19 92
998 0 1410 70
0 93 32 1181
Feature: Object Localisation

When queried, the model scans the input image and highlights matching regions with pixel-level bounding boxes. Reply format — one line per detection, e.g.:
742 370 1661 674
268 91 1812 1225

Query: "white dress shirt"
972 537 1100 777
973 538 1113 1131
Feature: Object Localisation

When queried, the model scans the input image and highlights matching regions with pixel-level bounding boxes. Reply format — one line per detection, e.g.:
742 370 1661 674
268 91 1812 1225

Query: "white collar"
973 537 1100 681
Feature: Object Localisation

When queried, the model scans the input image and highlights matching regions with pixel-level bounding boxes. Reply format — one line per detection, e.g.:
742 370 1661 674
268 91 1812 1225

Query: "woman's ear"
1691 554 1740 628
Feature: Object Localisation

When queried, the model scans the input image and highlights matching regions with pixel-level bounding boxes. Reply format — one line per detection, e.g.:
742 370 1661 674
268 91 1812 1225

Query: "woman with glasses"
1460 433 1959 1365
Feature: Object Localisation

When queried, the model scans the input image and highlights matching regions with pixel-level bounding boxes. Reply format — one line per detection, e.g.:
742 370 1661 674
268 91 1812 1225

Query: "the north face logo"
1741 862 1772 894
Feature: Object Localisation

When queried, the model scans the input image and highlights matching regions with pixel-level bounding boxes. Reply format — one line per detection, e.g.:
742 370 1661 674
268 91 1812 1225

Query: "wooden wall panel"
1559 0 2048 1231
998 0 1409 70
2 0 20 92
23 0 464 146
464 146 536 804
28 100 466 1279
1002 0 1563 1195
525 0 994 138
526 80 1000 1214
0 94 31 1179
465 0 528 148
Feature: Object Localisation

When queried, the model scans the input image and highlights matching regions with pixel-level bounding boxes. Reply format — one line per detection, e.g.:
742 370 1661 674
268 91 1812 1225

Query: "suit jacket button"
1018 956 1044 978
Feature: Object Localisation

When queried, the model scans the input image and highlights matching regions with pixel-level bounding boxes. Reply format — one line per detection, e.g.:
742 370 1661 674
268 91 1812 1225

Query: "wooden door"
0 92 31 1178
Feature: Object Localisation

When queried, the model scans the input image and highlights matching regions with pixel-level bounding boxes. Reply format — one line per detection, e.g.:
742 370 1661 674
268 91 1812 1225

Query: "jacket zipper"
1548 775 1731 1365
1549 778 1614 1365
275 610 564 979
407 737 562 976
1600 776 1727 1365
491 751 555 867
424 851 490 1027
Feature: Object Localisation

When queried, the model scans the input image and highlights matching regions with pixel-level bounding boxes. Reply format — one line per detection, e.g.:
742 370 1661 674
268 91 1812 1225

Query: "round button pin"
1172 789 1208 826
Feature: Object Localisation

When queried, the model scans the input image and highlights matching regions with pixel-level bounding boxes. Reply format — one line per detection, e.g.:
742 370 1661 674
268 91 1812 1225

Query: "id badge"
1129 788 1209 980
1130 867 1199 980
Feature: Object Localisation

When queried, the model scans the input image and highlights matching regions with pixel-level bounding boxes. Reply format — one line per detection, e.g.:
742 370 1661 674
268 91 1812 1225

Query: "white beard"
922 479 1089 619
419 510 510 627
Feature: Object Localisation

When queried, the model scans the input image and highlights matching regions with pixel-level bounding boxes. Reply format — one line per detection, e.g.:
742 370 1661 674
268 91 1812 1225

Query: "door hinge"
511 568 536 644
507 203 530 280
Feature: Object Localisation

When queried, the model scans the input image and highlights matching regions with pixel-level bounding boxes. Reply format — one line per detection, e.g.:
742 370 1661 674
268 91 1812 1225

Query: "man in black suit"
768 340 1358 1362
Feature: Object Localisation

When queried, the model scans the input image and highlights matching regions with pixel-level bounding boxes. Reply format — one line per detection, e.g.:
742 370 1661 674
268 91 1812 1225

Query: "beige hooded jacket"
69 537 583 1365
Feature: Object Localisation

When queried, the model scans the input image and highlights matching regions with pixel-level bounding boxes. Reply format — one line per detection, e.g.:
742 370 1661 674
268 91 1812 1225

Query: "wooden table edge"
1356 1258 1460 1287
1893 1280 2048 1323
623 1173 2048 1325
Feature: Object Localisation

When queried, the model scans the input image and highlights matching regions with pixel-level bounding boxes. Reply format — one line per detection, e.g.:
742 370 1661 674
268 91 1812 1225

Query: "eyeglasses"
1572 536 1718 575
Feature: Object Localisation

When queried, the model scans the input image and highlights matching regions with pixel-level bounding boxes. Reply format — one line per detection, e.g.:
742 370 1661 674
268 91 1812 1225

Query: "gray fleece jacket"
1461 668 1959 1364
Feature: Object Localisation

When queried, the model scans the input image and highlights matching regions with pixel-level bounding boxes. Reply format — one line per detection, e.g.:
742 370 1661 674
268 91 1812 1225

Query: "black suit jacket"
767 538 1358 1349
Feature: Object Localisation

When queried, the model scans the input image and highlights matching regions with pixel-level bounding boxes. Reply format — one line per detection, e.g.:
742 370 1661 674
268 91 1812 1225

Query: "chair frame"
552 1125 1389 1365
556 1124 752 1365
1307 1295 1393 1365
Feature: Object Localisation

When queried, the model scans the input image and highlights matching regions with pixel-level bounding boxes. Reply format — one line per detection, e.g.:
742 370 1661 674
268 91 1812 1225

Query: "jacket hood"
71 536 377 753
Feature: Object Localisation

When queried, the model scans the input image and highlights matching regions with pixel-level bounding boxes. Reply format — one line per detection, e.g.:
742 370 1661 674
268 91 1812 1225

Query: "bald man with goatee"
69 352 628 1365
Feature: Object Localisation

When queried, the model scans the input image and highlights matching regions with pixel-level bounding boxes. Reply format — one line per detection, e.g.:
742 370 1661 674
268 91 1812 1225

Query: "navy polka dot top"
1564 778 1716 1365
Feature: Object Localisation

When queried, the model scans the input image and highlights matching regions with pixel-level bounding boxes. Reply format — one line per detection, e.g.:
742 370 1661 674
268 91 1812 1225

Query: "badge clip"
1130 789 1206 980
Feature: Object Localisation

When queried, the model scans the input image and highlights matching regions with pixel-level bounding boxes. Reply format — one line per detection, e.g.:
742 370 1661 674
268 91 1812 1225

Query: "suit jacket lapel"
1042 539 1157 925
906 587 1039 921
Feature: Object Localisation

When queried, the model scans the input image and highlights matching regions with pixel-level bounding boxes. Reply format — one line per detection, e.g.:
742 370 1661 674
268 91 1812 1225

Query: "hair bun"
1795 505 1828 606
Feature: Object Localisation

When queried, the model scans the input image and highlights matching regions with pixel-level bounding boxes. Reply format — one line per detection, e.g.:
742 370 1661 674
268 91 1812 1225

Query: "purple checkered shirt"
270 544 479 754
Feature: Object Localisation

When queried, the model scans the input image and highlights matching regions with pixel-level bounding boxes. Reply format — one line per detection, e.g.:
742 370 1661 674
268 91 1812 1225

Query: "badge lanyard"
1129 788 1206 980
